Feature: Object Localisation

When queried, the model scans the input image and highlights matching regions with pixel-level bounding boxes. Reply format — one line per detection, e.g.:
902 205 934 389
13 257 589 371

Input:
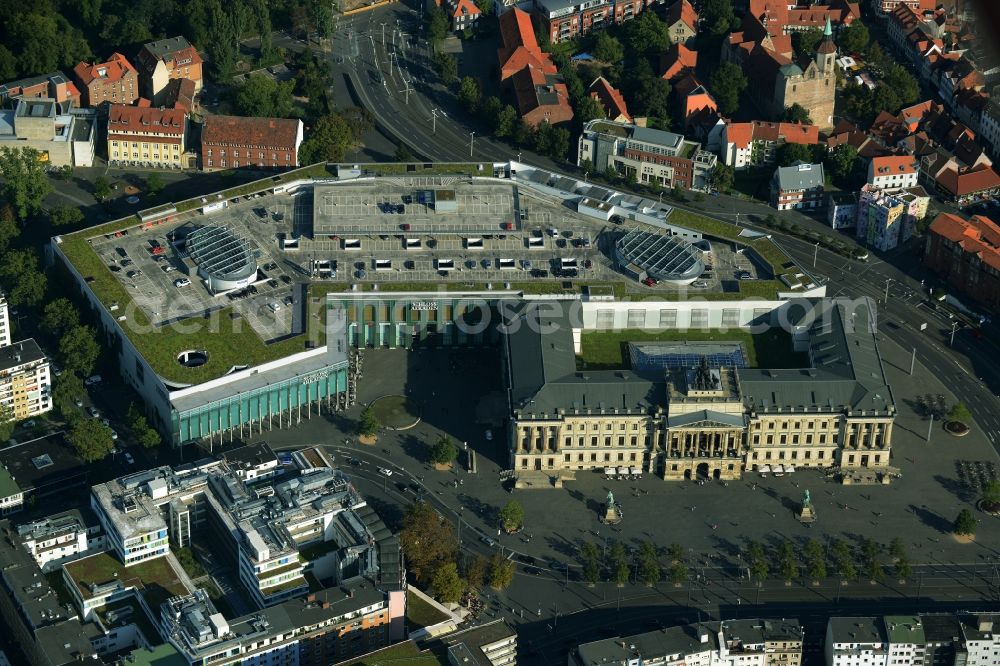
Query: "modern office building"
503 297 896 483
570 618 803 666
578 119 718 191
16 509 105 571
443 619 518 666
90 447 404 608
856 184 929 251
0 98 95 167
772 163 827 211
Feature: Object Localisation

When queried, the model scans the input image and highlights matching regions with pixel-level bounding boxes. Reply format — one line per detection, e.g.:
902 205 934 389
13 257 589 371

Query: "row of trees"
401 502 515 603
580 541 690 586
745 537 913 583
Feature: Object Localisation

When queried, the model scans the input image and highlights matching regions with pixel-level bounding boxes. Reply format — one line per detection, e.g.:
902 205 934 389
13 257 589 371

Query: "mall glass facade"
336 297 502 348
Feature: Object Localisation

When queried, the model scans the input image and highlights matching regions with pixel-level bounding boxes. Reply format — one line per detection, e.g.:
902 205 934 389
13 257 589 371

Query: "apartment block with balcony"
445 620 518 666
534 0 654 43
134 37 203 107
771 162 826 211
16 509 105 572
578 119 717 191
925 212 1000 312
825 617 888 666
106 104 187 169
0 340 52 422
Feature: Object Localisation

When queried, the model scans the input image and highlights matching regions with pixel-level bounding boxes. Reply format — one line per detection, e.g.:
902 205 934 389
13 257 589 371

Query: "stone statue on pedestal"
798 488 816 523
602 489 622 525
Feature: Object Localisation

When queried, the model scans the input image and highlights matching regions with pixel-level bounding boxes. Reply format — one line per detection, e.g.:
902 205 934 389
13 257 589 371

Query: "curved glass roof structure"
614 228 703 283
187 225 257 283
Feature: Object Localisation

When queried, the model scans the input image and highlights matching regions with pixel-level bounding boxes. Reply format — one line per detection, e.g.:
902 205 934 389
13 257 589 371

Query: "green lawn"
334 641 446 666
577 327 807 370
63 551 187 610
406 590 449 629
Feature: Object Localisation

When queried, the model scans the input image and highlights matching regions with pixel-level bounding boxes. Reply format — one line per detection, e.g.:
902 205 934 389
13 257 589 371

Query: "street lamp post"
950 321 958 347
814 242 819 268
470 131 476 158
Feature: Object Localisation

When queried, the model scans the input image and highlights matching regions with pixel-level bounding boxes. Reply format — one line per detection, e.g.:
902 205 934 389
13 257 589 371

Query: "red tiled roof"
666 0 699 30
726 123 754 149
135 37 203 77
73 53 136 86
107 133 182 146
930 212 1000 272
936 164 1000 197
588 77 631 123
498 8 556 80
871 155 918 176
510 65 572 123
108 103 185 135
448 0 481 19
202 115 302 150
660 43 698 81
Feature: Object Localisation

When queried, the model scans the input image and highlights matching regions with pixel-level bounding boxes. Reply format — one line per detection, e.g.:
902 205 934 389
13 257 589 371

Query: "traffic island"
370 394 421 430
978 500 1000 516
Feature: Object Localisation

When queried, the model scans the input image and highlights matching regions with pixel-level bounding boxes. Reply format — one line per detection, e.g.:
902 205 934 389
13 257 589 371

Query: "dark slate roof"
667 409 746 429
504 302 664 419
576 622 720 665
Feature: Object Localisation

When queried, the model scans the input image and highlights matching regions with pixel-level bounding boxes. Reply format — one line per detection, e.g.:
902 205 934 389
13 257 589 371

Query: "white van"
85 375 102 386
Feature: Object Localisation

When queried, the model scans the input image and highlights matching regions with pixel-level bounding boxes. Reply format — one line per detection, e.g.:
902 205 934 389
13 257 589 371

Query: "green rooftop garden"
577 327 808 371
63 551 188 610
337 641 446 666
405 590 449 630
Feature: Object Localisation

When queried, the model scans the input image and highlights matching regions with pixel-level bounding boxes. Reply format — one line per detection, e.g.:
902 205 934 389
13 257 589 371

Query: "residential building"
0 98 95 167
828 192 858 229
90 447 404 608
957 614 1000 665
509 65 574 127
506 298 895 482
106 104 187 169
0 72 80 108
437 0 482 31
873 0 935 17
201 115 303 171
578 119 717 191
725 15 838 129
664 0 698 46
497 8 556 82
722 120 820 170
979 99 1000 159
868 155 919 189
925 212 1000 312
134 37 204 106
0 463 21 516
660 43 698 82
884 616 927 666
533 0 649 44
587 77 632 123
673 72 718 130
771 162 826 210
746 0 861 33
72 54 139 107
443 619 518 666
16 509 105 571
856 184 929 251
0 338 51 421
930 163 1000 205
570 618 803 666
160 585 404 666
826 617 888 666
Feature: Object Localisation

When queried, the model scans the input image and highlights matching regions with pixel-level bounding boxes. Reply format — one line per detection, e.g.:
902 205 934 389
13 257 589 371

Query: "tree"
401 502 457 584
779 540 797 582
709 164 734 193
488 554 514 589
638 542 660 586
42 298 80 336
709 62 747 116
358 405 379 438
954 508 977 536
671 184 685 201
127 403 161 449
430 435 458 465
792 29 823 60
464 554 488 589
59 325 100 377
234 76 296 118
0 404 14 444
889 537 906 561
427 7 450 46
882 63 919 107
830 539 857 581
669 562 689 584
862 538 882 580
631 75 671 125
67 417 114 463
457 76 481 112
894 555 912 581
783 104 813 124
777 142 814 167
145 172 165 198
982 480 1000 509
701 0 736 36
434 52 458 85
576 95 606 123
394 142 414 162
0 249 47 307
603 165 619 183
0 204 20 255
432 562 465 603
475 0 494 14
52 373 85 422
49 205 84 228
307 0 334 39
826 144 859 186
839 21 869 54
593 32 624 63
0 147 53 220
667 543 685 563
299 113 356 164
804 539 826 580
93 176 113 203
582 542 600 584
499 499 524 532
748 540 769 581
496 105 518 138
948 402 971 423
623 11 670 56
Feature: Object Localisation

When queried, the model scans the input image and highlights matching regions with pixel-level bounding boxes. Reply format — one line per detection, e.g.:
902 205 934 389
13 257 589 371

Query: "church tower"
815 16 837 75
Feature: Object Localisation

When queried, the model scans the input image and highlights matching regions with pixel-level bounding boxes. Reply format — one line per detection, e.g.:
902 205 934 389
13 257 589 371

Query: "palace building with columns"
503 297 896 484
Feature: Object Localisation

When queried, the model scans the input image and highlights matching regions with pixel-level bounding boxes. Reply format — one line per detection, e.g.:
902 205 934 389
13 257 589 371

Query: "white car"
74 398 84 407
88 407 100 418
378 467 393 477
268 302 281 313
485 429 493 441
162 265 176 273
174 278 192 287
110 430 119 440
124 452 134 465
101 417 110 427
